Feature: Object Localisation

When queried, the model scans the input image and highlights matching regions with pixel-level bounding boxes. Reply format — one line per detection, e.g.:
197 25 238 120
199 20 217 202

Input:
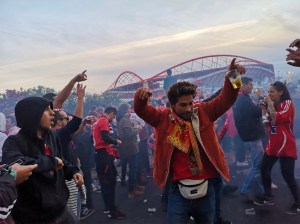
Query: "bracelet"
7 167 17 180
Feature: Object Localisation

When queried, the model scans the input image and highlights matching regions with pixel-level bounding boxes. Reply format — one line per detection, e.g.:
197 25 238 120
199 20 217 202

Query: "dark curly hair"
167 81 197 105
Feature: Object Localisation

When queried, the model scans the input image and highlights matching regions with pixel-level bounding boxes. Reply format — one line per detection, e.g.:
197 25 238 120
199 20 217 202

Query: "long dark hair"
270 81 291 102
116 103 130 122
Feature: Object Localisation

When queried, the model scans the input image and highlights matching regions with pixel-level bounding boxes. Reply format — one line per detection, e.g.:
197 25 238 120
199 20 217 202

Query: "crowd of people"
0 39 300 224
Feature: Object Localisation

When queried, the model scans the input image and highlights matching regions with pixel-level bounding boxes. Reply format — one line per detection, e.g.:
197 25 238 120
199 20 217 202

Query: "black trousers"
95 150 117 211
261 154 300 203
81 165 94 209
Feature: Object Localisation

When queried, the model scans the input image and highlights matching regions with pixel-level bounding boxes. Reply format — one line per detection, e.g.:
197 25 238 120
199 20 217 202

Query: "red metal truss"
146 54 266 82
108 71 144 89
107 55 274 91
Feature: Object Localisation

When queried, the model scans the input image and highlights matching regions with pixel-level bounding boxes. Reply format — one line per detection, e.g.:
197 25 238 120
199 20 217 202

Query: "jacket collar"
168 107 199 122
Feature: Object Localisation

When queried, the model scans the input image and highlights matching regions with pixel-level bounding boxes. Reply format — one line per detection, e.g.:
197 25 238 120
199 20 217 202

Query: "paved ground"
80 163 300 224
81 142 300 224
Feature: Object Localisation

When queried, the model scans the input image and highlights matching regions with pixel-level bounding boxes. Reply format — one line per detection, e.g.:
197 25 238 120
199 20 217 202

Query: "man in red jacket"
134 59 245 224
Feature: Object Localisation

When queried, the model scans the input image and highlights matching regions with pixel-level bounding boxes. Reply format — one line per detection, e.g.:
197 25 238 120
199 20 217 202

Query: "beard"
178 112 192 121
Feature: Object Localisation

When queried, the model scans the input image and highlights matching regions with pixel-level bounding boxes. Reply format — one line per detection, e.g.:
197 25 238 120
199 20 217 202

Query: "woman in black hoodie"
2 97 83 224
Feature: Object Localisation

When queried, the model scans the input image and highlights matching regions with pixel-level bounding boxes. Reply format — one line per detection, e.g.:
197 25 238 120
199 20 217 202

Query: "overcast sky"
1 0 299 93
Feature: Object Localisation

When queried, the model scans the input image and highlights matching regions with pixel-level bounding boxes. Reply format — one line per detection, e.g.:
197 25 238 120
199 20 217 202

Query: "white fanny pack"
178 179 208 200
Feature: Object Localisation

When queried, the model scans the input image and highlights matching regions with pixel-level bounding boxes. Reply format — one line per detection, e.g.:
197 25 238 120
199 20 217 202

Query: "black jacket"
233 94 265 142
2 97 79 223
56 116 82 166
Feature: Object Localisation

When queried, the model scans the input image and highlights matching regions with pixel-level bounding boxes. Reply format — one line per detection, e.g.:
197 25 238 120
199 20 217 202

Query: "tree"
0 86 123 116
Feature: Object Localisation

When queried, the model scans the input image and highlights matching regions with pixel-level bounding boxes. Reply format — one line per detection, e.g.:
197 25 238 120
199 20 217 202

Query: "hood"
15 97 53 137
0 112 6 132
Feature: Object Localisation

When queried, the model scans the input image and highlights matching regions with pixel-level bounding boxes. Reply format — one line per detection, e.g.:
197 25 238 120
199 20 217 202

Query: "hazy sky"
1 0 299 93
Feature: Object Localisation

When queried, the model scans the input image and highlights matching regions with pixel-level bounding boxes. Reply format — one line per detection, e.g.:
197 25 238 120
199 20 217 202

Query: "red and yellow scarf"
167 110 203 175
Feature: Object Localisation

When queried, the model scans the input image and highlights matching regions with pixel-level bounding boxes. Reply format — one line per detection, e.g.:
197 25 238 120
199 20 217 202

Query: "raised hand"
136 87 152 100
76 83 86 98
286 48 300 67
74 70 87 82
225 58 246 79
289 39 300 48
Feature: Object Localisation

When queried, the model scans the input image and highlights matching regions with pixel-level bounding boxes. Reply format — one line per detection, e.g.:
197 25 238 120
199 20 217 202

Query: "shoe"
253 195 274 206
286 203 300 215
104 205 110 214
107 208 126 220
241 192 253 203
215 217 232 224
237 161 249 167
80 208 95 220
223 185 238 195
271 182 278 189
128 189 144 198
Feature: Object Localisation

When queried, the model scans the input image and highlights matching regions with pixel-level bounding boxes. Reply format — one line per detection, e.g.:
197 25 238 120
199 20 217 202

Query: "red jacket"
134 78 239 188
265 100 297 159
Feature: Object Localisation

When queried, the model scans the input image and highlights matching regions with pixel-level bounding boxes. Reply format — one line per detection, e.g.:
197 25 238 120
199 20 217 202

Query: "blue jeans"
167 180 215 224
210 177 223 221
241 139 264 195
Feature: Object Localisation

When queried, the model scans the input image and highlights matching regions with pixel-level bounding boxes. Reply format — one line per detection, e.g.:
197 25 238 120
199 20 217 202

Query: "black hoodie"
2 97 79 223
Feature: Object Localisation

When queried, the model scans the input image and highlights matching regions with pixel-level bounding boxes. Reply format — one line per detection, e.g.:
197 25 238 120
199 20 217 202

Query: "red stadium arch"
108 71 144 89
146 54 265 81
107 55 275 100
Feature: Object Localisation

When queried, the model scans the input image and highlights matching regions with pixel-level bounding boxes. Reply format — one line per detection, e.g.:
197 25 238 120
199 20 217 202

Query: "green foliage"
26 85 57 97
0 86 123 115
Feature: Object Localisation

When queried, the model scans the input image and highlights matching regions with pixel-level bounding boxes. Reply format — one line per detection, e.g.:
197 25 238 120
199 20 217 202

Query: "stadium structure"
106 55 275 100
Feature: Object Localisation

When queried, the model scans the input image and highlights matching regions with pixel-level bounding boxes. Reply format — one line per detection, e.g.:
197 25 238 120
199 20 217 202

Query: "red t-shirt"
171 145 218 182
93 116 111 150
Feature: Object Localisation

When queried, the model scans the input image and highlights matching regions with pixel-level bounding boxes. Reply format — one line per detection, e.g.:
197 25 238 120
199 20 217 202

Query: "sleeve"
53 132 80 180
2 136 57 174
275 100 294 125
0 173 17 219
0 134 8 161
133 96 163 128
62 159 80 181
200 78 239 122
57 116 82 139
217 119 229 140
202 88 222 102
101 131 118 145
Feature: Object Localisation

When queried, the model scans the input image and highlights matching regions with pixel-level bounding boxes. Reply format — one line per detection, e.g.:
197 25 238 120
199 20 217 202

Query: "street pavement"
80 161 300 224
